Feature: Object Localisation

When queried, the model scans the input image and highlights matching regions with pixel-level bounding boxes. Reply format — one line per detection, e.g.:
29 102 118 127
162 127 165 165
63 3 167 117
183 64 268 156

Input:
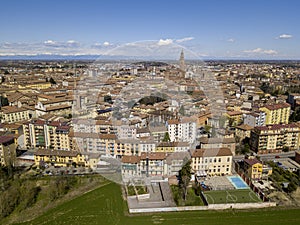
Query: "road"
233 151 296 162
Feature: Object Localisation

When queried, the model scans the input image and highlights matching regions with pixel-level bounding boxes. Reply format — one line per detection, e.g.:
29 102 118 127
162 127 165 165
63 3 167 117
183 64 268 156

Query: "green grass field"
17 182 300 225
204 189 262 204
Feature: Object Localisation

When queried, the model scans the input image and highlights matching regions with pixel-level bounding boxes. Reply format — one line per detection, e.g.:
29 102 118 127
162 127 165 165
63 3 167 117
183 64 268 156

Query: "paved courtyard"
204 176 235 190
127 181 176 209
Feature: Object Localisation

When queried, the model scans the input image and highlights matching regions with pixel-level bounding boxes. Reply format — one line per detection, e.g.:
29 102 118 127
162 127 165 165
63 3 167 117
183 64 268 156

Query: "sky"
0 0 299 59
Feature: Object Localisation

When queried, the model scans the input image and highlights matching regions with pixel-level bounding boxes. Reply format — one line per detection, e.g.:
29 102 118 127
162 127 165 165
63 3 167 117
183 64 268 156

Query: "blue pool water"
227 176 249 189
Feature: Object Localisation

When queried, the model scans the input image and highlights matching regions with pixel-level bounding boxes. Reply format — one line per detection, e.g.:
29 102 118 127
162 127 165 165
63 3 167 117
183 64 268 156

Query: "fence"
129 202 276 213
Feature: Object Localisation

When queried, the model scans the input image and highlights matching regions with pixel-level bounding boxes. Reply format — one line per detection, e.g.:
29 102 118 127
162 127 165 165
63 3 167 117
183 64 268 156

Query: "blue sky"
0 0 299 59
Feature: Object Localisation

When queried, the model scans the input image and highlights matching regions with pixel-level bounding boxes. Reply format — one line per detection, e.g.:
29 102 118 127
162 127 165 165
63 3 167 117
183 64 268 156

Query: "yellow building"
82 153 101 170
34 149 85 167
259 103 290 125
156 142 175 153
243 158 263 180
250 123 300 154
155 142 190 153
0 106 30 123
225 111 243 126
191 148 232 176
18 81 51 90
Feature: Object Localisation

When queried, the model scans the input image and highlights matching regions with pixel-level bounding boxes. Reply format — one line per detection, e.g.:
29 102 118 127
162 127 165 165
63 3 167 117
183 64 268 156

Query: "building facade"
243 111 266 127
250 123 300 154
23 119 71 151
191 148 232 176
0 106 30 123
259 103 290 125
167 117 197 144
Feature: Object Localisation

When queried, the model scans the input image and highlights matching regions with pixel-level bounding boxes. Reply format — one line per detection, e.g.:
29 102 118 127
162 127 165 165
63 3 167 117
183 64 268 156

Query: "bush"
287 182 298 193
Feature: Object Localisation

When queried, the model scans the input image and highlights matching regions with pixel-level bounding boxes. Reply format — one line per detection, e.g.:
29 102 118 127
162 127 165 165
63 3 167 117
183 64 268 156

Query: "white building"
244 111 266 127
167 117 197 144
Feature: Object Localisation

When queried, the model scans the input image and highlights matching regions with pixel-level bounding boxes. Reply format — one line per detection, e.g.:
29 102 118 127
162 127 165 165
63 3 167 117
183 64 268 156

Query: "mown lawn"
17 182 300 225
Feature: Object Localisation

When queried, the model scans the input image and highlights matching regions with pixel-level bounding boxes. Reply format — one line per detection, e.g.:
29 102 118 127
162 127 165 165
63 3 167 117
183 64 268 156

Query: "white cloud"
44 40 57 45
67 40 76 44
43 40 80 48
103 41 111 46
157 39 173 46
92 42 102 47
263 49 277 54
176 37 194 43
277 34 293 39
66 40 80 47
227 38 235 42
243 48 277 55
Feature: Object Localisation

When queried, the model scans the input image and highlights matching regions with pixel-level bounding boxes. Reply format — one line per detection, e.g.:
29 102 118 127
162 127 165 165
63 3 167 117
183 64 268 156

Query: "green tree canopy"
178 159 192 201
162 132 171 142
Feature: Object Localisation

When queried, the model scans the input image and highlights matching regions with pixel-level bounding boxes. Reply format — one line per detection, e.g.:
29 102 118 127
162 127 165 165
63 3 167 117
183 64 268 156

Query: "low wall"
137 193 150 200
129 202 276 213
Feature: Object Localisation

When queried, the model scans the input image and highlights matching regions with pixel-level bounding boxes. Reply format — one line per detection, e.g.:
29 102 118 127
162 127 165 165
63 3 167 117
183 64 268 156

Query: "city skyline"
0 0 300 59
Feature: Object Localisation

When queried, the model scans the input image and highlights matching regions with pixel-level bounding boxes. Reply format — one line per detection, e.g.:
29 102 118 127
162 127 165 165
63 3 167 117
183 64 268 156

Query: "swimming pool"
227 176 249 189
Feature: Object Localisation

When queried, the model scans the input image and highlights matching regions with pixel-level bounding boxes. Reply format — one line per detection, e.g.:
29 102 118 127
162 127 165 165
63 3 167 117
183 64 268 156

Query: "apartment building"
250 123 300 154
167 117 197 144
23 119 71 150
259 103 290 125
70 132 117 155
243 111 266 127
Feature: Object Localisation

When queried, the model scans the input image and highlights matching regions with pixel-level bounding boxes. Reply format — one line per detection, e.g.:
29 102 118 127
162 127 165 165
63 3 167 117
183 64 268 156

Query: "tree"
178 159 192 201
287 181 297 193
204 125 211 133
282 146 289 152
241 143 250 154
49 77 56 84
290 108 300 122
0 96 9 107
104 95 113 104
162 132 171 142
228 118 235 127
